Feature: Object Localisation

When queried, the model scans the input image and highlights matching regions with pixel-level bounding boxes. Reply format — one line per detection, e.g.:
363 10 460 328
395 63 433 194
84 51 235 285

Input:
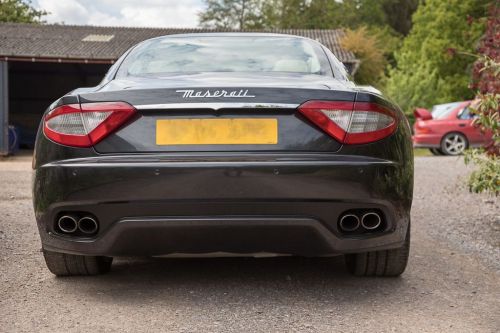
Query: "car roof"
154 32 308 38
142 32 318 44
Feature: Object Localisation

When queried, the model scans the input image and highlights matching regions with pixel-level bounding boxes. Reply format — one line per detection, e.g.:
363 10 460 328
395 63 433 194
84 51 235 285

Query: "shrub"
464 3 500 195
341 27 388 87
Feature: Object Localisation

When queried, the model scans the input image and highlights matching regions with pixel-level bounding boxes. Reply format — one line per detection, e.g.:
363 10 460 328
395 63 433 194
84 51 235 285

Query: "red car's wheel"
429 148 444 155
440 133 468 155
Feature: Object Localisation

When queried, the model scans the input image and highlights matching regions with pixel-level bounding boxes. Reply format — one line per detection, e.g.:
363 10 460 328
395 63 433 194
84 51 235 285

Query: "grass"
414 148 432 157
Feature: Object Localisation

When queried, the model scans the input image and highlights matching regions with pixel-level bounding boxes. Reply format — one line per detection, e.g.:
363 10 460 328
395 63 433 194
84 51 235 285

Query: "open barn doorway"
8 61 110 148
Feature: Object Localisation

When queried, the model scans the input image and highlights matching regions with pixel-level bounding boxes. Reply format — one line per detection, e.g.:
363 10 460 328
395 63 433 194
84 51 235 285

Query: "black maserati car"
33 33 413 277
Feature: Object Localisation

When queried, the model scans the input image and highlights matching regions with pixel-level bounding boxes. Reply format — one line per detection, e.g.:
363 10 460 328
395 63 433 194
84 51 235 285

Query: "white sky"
32 0 205 28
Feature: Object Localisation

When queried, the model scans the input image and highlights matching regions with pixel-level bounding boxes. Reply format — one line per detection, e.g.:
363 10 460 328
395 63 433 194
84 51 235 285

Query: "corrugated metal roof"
0 23 357 64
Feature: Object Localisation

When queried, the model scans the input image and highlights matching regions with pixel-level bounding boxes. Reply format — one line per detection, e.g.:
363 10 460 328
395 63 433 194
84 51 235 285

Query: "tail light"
44 102 136 147
414 121 432 134
298 100 398 144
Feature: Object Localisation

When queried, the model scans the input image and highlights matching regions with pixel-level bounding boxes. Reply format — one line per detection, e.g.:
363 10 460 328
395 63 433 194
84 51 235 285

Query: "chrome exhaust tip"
78 216 98 234
361 212 382 230
58 215 78 233
339 214 361 232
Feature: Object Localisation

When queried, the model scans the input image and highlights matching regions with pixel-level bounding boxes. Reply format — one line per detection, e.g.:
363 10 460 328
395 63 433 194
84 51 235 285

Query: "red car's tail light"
298 101 398 144
44 102 136 147
414 124 432 134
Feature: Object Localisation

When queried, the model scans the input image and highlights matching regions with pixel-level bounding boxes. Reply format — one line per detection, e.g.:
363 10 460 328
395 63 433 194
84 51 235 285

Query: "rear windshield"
431 102 462 119
117 36 333 77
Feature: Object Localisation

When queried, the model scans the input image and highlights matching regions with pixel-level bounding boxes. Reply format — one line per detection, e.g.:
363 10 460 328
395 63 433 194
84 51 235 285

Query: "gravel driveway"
0 155 498 332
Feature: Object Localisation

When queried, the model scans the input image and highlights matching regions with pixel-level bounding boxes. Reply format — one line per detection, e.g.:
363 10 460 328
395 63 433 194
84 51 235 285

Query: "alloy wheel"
442 134 467 155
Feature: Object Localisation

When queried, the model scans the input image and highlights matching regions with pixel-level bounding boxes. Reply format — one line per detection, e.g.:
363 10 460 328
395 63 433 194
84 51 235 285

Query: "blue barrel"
8 125 20 154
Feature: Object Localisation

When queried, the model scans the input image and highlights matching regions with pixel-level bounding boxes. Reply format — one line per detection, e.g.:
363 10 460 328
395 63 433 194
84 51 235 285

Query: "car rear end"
32 34 413 276
34 87 412 254
413 118 443 149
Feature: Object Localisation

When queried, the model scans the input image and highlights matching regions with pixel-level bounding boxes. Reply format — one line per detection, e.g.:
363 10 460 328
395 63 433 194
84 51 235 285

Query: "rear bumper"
33 153 412 256
412 134 442 148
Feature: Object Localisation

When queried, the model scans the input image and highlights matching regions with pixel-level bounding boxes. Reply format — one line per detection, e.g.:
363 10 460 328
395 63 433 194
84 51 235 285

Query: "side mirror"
414 108 432 120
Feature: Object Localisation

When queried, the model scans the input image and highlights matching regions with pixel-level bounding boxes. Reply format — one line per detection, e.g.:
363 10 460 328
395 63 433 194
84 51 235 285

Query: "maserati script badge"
176 89 256 98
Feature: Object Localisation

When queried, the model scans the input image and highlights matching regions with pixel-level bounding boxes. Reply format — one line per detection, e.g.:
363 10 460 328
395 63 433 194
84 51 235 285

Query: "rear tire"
345 225 410 277
429 148 444 155
43 250 112 276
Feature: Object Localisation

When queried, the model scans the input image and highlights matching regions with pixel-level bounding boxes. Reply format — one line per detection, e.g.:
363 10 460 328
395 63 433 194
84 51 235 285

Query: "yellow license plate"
156 118 278 145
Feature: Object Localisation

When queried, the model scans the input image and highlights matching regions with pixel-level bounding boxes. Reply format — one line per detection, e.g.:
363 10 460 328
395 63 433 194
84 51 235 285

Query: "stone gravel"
413 156 500 272
0 155 499 332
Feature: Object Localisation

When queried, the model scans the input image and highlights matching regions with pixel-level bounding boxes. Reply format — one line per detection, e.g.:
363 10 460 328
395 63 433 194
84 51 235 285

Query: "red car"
413 100 488 155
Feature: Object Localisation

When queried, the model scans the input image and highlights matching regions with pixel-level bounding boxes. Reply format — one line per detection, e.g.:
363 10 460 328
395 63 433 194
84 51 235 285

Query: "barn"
0 23 359 154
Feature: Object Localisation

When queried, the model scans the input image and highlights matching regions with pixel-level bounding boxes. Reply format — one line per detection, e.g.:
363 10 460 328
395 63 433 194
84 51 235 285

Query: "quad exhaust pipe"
78 216 99 234
57 214 98 235
339 214 360 232
361 212 382 230
57 215 78 233
338 211 383 232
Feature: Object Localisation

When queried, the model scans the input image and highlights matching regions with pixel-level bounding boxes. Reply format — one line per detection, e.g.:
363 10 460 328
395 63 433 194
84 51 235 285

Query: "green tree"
199 0 263 29
385 0 488 114
0 0 46 23
261 0 341 29
382 0 419 36
260 0 417 34
335 0 386 29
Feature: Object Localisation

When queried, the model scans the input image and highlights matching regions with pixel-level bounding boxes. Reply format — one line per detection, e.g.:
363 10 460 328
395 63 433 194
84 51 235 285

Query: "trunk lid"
78 74 356 153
